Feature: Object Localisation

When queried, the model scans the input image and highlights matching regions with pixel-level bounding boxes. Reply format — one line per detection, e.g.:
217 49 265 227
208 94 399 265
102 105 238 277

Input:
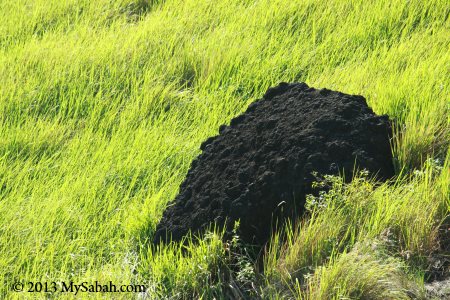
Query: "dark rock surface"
153 82 395 247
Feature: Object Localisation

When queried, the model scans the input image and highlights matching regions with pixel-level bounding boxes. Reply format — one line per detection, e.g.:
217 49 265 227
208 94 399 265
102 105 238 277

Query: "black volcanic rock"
153 82 395 247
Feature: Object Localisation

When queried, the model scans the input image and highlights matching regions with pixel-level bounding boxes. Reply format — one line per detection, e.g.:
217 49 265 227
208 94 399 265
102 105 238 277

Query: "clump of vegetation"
142 223 261 299
263 158 448 298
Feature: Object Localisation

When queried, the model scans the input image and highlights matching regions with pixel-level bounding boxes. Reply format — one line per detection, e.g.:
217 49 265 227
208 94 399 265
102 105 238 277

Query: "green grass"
263 160 448 299
0 0 448 298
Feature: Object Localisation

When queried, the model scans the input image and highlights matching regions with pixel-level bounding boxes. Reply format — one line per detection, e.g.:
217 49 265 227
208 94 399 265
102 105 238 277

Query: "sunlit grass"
0 0 448 298
264 156 448 298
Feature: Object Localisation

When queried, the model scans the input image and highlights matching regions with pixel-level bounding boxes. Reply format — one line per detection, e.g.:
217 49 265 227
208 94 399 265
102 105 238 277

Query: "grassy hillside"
0 0 448 298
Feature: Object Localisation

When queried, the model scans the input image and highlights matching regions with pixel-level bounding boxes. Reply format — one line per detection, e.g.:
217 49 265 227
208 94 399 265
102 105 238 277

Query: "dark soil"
153 82 395 247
